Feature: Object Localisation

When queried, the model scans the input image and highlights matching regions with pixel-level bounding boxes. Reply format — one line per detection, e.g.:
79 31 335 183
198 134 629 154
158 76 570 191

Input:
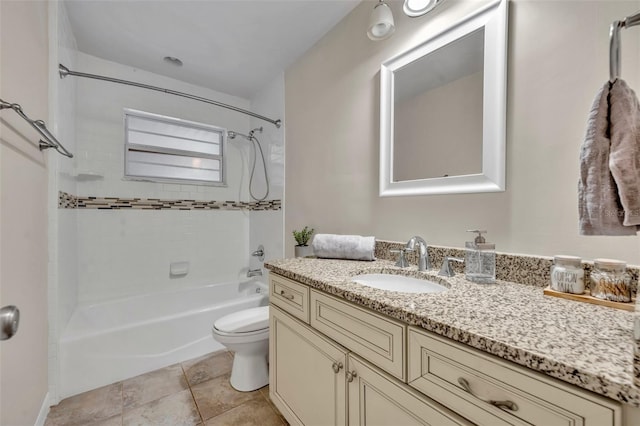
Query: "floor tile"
258 384 270 400
123 363 188 409
182 351 233 387
191 373 261 421
257 385 289 425
87 414 123 426
123 389 200 426
204 398 284 426
45 382 122 426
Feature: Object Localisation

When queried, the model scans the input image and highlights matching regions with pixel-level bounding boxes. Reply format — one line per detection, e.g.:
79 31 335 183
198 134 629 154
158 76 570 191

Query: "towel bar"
0 99 73 158
609 10 640 83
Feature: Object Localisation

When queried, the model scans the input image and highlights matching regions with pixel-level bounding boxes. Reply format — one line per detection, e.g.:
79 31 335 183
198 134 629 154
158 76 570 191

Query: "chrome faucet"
406 236 430 271
247 244 265 277
390 248 413 268
247 268 263 278
439 257 464 277
252 245 265 261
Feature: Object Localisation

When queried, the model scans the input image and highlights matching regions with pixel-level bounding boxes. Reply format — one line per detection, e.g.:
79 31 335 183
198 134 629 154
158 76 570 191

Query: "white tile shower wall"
48 1 79 404
249 73 285 265
77 209 249 303
74 51 251 201
73 52 253 303
249 73 285 201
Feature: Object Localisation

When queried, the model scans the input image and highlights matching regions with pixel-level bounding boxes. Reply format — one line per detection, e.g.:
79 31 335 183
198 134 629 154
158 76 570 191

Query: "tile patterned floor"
45 351 287 426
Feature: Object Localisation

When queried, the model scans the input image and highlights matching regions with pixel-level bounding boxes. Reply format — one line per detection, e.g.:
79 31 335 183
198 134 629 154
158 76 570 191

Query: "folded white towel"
609 79 640 227
312 234 376 261
579 81 637 235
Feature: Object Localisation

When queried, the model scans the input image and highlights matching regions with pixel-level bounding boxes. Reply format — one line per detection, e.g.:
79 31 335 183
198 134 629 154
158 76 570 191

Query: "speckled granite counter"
635 297 640 388
265 257 640 406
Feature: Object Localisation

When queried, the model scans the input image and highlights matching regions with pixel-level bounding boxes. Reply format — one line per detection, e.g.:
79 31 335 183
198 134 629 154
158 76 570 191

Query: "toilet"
211 305 269 392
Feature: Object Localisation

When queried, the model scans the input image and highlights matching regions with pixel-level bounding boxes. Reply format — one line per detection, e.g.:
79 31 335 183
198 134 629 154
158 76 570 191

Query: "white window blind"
124 109 226 185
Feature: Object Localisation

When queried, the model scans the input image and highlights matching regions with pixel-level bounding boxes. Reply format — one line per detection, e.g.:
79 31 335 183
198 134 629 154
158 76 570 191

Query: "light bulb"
368 1 395 41
403 0 443 17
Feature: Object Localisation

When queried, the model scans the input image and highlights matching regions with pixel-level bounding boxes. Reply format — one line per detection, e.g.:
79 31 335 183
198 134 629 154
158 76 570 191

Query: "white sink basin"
351 273 448 294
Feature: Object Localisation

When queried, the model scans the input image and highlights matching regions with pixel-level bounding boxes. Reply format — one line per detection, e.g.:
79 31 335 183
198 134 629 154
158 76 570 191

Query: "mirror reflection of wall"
393 28 484 182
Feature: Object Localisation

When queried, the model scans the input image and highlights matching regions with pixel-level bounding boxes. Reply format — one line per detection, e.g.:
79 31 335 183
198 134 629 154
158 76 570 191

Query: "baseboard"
34 392 50 426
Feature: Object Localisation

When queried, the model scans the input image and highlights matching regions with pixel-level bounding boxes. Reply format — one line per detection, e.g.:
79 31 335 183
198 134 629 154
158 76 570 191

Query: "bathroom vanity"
265 257 640 426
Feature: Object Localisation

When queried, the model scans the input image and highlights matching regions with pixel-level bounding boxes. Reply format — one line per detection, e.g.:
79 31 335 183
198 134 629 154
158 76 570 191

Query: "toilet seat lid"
214 306 269 333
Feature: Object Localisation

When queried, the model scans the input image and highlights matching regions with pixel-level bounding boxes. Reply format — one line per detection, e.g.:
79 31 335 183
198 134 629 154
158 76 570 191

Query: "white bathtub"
59 280 268 398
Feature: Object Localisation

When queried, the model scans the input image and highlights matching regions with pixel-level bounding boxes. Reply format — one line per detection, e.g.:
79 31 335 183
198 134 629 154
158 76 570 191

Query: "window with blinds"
124 109 226 185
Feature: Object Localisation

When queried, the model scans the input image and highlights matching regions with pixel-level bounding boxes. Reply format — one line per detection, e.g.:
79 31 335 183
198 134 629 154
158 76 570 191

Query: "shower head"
248 127 263 138
228 127 262 141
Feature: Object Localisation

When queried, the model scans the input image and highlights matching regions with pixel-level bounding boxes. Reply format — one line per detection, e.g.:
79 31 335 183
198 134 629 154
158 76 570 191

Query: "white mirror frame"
380 0 508 197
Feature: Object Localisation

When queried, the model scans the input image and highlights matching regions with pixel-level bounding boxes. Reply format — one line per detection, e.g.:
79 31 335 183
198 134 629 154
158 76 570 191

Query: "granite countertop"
265 257 640 406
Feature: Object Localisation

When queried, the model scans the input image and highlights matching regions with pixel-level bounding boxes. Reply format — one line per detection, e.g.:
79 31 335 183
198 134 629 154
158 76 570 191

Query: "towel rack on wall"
58 64 282 129
610 10 640 83
0 99 73 158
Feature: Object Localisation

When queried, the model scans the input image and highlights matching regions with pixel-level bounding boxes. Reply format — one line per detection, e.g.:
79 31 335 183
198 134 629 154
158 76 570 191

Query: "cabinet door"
270 305 348 426
347 354 472 426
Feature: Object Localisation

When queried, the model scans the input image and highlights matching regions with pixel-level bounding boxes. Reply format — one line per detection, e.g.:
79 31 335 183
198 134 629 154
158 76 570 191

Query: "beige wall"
1 0 51 424
285 0 640 264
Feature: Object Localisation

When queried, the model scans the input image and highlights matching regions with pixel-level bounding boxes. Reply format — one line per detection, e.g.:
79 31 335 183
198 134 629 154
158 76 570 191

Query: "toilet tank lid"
214 305 269 333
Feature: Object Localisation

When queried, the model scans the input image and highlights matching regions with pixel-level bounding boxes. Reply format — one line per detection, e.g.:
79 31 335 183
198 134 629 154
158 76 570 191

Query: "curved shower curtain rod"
59 64 282 129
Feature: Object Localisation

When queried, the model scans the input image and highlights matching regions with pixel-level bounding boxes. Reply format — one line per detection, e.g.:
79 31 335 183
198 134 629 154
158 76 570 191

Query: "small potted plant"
293 226 314 258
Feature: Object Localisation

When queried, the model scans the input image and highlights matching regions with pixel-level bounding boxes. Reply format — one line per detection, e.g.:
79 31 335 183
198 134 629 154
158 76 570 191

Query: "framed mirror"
379 0 507 197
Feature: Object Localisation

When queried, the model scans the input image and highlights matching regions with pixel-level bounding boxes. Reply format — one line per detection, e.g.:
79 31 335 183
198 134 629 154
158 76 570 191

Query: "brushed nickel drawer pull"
458 377 519 412
278 289 294 300
332 362 343 374
346 370 358 383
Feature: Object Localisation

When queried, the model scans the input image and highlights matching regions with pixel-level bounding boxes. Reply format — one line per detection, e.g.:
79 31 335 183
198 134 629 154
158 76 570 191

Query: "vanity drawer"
408 327 621 426
310 289 406 381
270 274 310 324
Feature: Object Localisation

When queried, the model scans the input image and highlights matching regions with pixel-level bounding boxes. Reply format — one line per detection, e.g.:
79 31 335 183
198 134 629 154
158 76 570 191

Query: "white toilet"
211 305 269 392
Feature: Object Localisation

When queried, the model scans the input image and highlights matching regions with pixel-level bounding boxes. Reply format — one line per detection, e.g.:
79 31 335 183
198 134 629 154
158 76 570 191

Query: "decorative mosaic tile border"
375 239 639 294
58 191 77 209
58 191 281 211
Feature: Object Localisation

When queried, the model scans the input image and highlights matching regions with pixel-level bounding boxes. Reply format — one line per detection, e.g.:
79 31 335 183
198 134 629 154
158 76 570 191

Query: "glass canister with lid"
590 259 631 302
550 255 584 294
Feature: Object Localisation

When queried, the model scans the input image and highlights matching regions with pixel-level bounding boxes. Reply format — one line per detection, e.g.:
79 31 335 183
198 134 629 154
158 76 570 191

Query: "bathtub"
59 279 268 398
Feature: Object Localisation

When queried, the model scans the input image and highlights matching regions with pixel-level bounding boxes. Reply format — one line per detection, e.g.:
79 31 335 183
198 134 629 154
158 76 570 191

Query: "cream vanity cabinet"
269 274 629 426
269 274 468 426
270 305 348 425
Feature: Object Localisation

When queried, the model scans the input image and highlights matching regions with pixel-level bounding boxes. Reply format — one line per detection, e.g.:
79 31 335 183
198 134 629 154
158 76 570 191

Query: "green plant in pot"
293 226 314 258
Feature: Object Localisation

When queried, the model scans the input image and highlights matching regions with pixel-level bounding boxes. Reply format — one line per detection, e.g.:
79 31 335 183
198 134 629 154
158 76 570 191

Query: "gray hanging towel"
608 79 640 227
578 82 636 235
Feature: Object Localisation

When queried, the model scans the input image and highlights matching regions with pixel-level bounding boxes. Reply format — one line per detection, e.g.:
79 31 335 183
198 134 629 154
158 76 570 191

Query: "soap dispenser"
465 230 496 284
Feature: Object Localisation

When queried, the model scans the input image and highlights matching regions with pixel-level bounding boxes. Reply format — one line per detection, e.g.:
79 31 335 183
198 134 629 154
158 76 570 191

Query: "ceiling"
64 0 361 99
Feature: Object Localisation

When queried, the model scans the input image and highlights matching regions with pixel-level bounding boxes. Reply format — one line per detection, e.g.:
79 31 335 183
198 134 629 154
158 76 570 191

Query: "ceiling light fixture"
163 56 183 67
403 0 445 18
368 0 395 41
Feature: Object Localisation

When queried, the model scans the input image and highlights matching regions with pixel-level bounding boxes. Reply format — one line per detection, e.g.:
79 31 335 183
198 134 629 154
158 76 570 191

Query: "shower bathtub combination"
59 279 268 398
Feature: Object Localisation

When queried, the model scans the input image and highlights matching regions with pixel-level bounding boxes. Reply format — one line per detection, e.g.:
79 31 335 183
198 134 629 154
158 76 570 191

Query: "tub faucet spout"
247 268 263 278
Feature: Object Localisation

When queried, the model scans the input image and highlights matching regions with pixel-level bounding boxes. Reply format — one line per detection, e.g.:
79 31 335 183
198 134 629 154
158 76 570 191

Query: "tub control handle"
279 290 294 300
1 305 20 341
332 362 343 374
